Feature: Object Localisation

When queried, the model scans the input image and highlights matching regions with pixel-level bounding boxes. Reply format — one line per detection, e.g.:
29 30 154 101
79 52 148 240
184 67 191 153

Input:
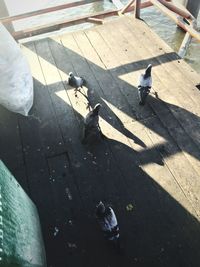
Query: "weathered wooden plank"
144 117 200 216
17 115 57 267
21 42 56 121
19 42 63 218
47 154 87 267
0 105 28 191
0 108 22 167
26 39 69 158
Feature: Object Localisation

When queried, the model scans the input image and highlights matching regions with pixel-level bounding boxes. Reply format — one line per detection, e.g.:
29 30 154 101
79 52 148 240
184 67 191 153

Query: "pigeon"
138 64 152 105
95 201 120 251
68 72 86 94
82 103 105 144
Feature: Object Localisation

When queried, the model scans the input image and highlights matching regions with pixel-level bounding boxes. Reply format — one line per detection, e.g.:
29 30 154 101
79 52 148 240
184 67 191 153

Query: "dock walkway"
1 17 200 267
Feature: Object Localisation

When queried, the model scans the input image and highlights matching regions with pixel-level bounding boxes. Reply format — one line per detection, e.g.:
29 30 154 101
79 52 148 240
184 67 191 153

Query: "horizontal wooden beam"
13 10 118 40
86 17 104 24
154 0 193 19
0 0 101 23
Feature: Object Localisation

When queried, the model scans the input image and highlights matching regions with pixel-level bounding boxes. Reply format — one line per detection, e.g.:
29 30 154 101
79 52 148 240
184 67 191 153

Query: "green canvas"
0 161 46 267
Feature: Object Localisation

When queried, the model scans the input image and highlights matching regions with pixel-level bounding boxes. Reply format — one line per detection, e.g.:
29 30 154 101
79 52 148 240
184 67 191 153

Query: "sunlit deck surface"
1 16 200 266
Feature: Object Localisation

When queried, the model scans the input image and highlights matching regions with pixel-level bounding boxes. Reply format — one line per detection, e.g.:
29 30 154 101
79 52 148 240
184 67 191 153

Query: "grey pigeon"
95 201 120 251
82 103 105 144
68 72 86 90
138 64 152 105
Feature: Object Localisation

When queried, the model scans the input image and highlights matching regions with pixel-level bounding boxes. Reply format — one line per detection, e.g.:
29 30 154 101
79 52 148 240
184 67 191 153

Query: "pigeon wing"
75 76 84 87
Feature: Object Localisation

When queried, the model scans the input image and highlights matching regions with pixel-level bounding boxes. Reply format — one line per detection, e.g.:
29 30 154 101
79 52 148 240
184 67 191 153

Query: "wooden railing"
0 0 174 40
0 0 199 56
0 0 106 39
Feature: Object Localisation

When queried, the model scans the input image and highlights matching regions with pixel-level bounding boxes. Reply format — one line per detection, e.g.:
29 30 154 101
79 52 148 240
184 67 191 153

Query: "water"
4 0 200 73
141 4 200 73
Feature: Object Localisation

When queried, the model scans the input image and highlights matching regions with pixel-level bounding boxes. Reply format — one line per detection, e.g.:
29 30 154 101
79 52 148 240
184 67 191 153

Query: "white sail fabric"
0 23 33 116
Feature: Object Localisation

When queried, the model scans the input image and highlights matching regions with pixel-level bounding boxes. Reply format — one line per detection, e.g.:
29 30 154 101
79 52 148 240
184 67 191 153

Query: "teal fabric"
0 160 46 267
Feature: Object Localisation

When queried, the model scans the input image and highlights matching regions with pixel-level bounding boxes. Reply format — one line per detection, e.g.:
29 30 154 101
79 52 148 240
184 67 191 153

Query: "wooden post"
0 0 14 33
186 0 200 18
178 32 192 58
135 0 141 18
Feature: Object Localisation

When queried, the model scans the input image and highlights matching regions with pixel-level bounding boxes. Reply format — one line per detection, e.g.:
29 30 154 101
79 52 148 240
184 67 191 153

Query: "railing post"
178 32 192 58
186 0 200 19
135 0 141 18
0 0 14 33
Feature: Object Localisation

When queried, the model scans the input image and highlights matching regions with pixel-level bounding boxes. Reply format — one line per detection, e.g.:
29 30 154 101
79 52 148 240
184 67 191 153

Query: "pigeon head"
69 72 74 77
144 64 152 79
96 201 106 215
93 103 101 115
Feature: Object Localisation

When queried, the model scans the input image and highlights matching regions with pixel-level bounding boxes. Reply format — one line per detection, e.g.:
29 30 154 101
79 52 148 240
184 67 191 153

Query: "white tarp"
0 23 33 116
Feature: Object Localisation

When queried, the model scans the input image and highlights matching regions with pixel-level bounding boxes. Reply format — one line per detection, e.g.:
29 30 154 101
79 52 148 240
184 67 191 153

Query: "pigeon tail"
80 77 86 86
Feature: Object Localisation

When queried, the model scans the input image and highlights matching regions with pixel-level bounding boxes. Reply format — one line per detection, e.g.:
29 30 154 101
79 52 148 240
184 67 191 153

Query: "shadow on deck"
0 17 200 267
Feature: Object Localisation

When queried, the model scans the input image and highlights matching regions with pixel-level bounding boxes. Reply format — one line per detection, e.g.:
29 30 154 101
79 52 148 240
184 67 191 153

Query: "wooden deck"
1 16 200 267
